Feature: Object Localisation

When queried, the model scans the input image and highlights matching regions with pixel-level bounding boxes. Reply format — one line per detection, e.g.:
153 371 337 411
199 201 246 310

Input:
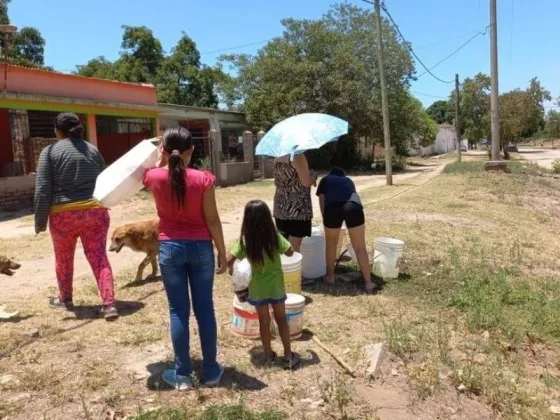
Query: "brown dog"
0 255 21 276
109 220 159 283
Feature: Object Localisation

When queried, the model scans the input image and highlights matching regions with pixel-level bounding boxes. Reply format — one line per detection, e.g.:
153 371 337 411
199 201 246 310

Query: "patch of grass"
447 262 560 344
443 161 485 174
132 404 286 420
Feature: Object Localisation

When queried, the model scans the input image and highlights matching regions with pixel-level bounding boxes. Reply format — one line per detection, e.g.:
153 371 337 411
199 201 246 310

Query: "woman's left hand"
216 252 228 274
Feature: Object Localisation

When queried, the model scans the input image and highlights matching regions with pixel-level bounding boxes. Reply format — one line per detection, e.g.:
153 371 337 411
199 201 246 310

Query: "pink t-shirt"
143 168 216 241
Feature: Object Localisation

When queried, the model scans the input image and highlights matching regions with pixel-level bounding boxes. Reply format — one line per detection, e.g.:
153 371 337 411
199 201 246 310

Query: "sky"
10 0 560 109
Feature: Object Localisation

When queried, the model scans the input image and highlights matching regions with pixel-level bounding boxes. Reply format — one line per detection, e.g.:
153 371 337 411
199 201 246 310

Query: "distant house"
410 123 458 157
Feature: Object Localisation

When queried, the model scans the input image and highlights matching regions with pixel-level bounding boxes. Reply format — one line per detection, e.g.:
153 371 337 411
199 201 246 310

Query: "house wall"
97 132 150 164
4 65 157 106
218 162 254 187
0 174 35 209
0 110 13 174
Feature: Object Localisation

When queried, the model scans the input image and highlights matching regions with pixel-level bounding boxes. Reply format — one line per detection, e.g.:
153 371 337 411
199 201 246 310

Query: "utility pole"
374 0 392 186
455 74 461 162
489 0 500 161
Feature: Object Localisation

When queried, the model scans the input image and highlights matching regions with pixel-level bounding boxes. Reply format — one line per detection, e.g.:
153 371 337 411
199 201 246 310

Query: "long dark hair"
162 126 193 208
55 113 83 139
239 200 280 265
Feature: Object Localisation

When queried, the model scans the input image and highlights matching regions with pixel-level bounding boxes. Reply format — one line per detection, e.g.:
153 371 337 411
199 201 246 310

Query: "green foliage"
552 159 560 174
447 264 560 344
426 100 454 125
132 404 286 420
0 1 45 68
11 27 45 67
499 89 533 144
76 28 222 108
443 161 485 174
219 3 430 155
457 73 491 143
546 110 560 139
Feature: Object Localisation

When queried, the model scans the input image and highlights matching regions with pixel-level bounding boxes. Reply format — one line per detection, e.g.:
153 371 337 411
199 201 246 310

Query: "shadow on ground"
145 359 268 391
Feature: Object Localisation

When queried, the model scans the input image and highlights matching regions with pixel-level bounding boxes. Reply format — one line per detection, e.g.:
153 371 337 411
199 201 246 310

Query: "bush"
552 159 560 174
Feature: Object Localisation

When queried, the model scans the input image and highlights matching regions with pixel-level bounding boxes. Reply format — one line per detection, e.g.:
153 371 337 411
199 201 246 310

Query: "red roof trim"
6 63 156 90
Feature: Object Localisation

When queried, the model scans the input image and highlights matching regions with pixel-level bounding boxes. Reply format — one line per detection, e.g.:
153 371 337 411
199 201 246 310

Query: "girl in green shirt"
227 200 301 369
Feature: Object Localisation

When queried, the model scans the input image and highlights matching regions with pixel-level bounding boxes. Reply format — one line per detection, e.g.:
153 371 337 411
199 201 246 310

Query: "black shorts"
275 218 312 239
323 201 365 229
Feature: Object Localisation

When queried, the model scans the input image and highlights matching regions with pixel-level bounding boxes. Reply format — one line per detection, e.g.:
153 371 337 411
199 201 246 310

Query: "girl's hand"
216 252 228 274
226 253 236 275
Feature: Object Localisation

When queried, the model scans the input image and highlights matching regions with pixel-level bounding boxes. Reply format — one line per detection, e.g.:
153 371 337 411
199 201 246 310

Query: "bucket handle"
334 248 388 271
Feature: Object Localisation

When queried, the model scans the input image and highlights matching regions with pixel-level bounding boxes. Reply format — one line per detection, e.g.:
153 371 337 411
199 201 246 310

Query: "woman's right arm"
292 154 317 187
203 186 227 274
34 147 53 234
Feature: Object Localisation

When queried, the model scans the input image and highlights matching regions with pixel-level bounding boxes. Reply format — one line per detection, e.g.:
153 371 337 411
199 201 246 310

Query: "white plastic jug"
231 259 252 292
93 139 158 208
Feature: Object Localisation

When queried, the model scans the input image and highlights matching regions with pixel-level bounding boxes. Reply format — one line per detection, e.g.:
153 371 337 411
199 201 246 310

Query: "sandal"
264 351 277 365
283 352 301 370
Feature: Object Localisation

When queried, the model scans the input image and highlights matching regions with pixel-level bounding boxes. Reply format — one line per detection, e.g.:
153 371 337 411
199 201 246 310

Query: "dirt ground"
2 156 558 419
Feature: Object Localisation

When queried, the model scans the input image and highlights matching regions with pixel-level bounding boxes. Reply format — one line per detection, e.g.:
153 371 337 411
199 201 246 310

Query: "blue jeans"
159 240 220 380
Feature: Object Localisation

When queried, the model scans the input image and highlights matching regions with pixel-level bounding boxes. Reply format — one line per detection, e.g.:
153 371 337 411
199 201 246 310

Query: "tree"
220 3 427 155
0 0 10 25
11 27 45 67
499 90 533 147
457 73 491 144
426 100 453 125
0 0 46 68
523 77 551 138
545 110 560 139
76 57 117 79
76 28 221 108
156 34 219 108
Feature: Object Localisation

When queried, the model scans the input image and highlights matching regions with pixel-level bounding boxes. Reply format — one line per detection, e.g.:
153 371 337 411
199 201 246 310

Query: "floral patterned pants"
49 208 115 306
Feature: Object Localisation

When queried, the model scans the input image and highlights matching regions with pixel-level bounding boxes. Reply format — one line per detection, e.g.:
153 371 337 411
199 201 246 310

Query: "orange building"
0 65 160 208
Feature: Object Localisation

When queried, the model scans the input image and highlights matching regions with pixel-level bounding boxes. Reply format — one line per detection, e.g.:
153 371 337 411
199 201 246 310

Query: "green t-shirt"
230 234 291 301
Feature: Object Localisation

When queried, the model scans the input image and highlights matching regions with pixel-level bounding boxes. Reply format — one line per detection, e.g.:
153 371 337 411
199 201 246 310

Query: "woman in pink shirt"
144 126 227 390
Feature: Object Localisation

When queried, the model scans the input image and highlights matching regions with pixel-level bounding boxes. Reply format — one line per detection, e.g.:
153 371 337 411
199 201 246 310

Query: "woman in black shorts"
316 167 375 292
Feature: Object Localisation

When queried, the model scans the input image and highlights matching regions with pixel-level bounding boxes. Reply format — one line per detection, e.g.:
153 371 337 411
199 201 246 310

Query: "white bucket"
281 252 303 294
336 223 349 258
231 296 260 339
373 237 404 279
272 293 306 340
300 234 327 279
311 226 323 236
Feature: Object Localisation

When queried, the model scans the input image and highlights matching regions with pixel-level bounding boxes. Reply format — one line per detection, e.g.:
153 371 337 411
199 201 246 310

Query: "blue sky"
10 0 560 108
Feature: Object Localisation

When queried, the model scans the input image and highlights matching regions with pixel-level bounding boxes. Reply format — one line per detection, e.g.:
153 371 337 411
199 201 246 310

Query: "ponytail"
161 126 193 209
168 149 186 208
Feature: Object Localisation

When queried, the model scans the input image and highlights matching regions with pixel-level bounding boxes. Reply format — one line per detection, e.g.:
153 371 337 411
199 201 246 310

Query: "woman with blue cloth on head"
316 167 376 292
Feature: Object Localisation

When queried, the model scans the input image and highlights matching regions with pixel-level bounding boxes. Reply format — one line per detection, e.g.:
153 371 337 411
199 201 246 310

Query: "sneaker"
205 364 225 387
162 369 193 391
99 306 119 321
49 297 74 310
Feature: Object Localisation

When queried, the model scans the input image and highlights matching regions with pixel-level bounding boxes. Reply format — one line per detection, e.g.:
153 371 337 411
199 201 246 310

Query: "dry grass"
3 164 560 419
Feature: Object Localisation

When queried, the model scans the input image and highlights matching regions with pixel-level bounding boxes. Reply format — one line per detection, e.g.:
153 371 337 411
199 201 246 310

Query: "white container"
300 234 326 279
93 139 158 208
231 259 251 292
336 223 349 259
373 237 404 279
281 252 303 294
231 296 260 339
272 293 306 340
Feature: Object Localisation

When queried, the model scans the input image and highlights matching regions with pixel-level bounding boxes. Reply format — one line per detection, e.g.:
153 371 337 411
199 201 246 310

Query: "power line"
416 26 489 79
412 91 447 100
415 28 488 50
200 40 270 56
378 2 454 84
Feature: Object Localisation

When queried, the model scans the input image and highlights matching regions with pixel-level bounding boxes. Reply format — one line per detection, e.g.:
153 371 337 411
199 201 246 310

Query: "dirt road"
0 162 444 301
519 147 560 169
